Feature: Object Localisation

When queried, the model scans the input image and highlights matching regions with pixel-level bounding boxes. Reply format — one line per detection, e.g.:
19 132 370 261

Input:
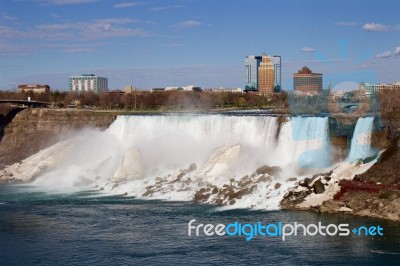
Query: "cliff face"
281 116 400 222
0 108 117 169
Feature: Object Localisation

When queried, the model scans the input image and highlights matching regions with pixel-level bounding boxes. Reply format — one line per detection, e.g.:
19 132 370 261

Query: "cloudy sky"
0 0 399 90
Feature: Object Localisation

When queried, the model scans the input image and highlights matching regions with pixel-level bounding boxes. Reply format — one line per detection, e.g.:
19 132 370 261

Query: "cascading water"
106 115 280 177
0 114 378 210
348 117 375 162
275 116 331 169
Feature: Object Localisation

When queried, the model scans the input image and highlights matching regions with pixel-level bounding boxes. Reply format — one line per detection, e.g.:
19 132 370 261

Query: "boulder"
196 144 240 177
113 147 144 182
187 163 197 173
255 165 282 177
299 178 310 187
194 189 210 202
338 206 353 212
313 178 325 194
257 175 272 183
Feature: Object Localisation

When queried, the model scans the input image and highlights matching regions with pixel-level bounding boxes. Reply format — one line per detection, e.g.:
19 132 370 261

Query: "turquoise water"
0 185 399 265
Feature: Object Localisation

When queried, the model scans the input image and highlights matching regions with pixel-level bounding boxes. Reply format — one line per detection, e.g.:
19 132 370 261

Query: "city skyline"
0 0 399 91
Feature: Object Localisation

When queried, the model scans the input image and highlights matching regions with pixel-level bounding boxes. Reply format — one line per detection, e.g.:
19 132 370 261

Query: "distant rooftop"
69 74 107 78
295 66 322 75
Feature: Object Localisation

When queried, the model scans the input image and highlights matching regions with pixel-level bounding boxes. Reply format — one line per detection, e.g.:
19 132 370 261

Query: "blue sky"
0 0 399 90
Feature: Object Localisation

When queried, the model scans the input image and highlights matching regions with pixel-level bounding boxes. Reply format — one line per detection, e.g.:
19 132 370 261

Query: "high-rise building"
245 54 281 93
244 55 262 91
258 54 275 95
271 55 281 92
293 66 322 95
69 74 108 93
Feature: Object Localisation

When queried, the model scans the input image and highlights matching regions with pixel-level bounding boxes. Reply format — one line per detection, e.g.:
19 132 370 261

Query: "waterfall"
0 114 356 210
348 117 375 162
276 117 331 169
106 115 280 175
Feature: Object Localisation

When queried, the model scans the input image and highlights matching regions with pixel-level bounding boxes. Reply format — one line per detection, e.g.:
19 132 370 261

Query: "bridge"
0 99 49 108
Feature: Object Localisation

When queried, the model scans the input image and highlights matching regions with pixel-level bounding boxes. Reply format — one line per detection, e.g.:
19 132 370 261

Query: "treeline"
0 90 288 111
379 89 400 119
1 89 398 116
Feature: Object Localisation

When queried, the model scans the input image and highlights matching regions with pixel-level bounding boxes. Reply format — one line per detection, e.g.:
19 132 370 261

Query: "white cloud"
300 47 315 53
363 22 389 32
150 5 182 11
0 43 35 55
373 46 400 58
36 18 149 39
334 21 358 26
375 51 392 58
0 17 151 58
0 25 28 39
41 0 100 5
2 14 18 21
64 47 94 53
94 18 139 24
43 43 97 53
0 18 150 56
113 2 144 8
170 20 201 29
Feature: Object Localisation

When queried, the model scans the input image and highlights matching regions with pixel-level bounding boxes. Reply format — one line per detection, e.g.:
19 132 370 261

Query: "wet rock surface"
0 109 116 170
313 179 325 194
256 165 282 177
281 149 400 222
355 146 400 186
318 190 400 221
142 163 285 208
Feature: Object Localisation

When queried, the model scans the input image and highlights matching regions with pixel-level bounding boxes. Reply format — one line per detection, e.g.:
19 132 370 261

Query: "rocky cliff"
281 116 400 222
0 108 117 169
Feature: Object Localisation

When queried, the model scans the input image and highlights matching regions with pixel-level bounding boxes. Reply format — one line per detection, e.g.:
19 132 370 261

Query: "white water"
0 115 377 210
107 115 280 176
276 117 331 169
348 117 375 162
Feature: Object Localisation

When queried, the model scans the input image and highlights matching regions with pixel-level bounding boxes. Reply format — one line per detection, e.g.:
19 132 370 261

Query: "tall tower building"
293 66 322 95
271 55 281 92
258 54 275 95
244 55 262 91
